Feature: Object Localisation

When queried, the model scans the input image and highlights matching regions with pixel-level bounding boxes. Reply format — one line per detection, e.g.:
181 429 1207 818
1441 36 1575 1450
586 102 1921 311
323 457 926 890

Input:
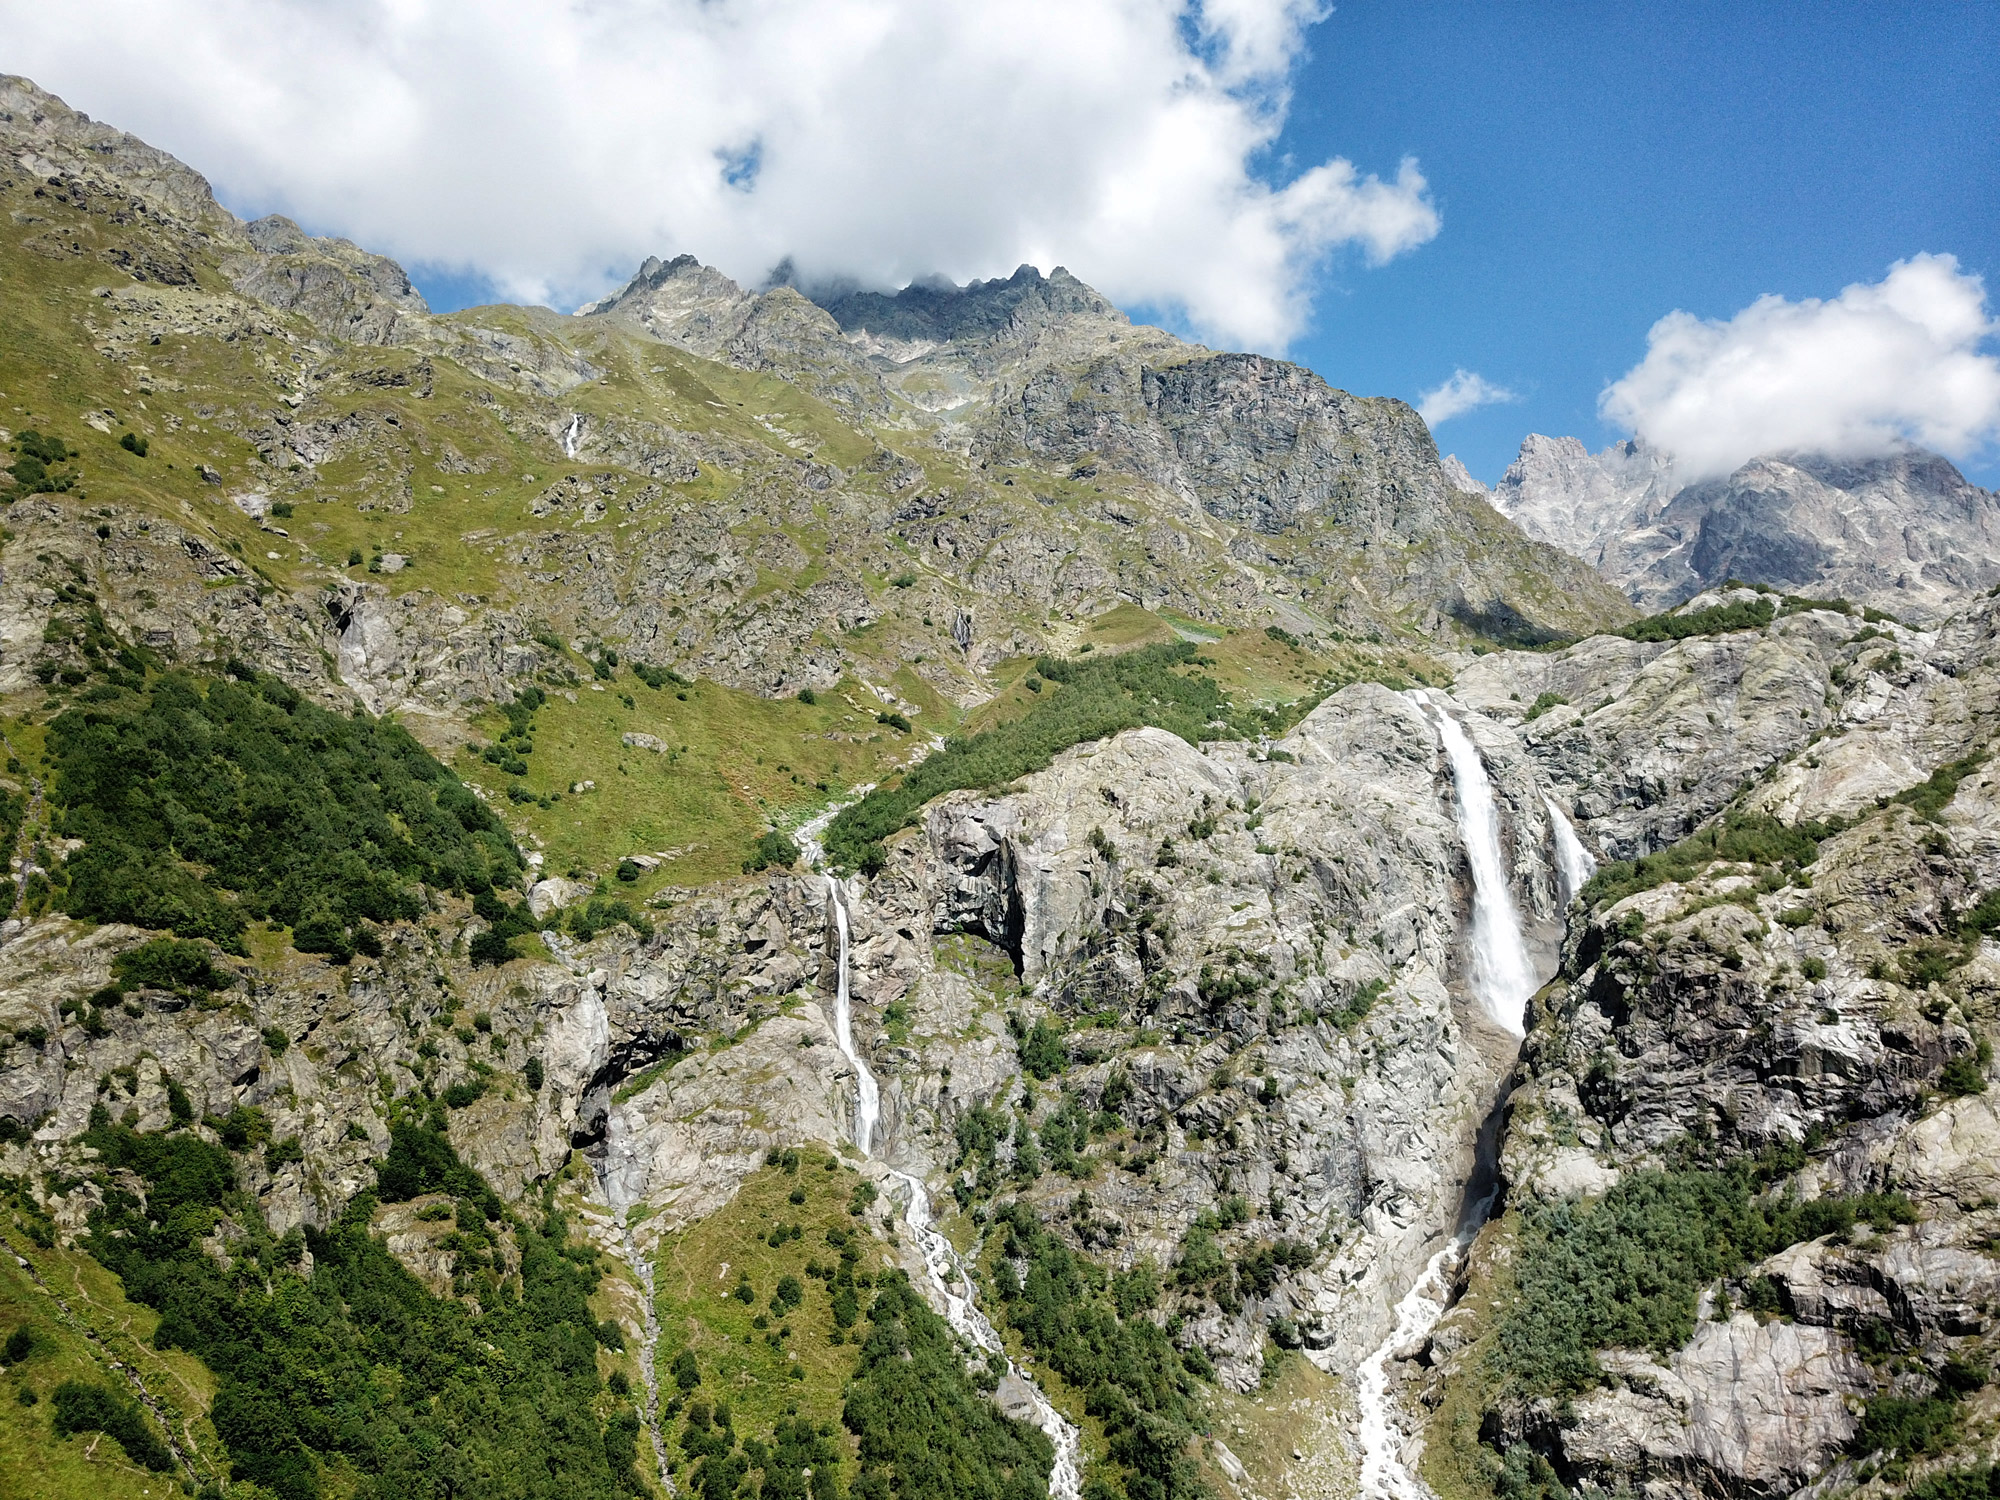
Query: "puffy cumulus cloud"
1417 369 1517 427
1601 255 2000 480
2 0 1439 349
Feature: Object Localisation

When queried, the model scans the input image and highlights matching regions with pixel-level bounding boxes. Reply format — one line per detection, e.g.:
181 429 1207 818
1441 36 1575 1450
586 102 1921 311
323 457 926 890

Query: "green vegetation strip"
78 1101 641 1500
991 1203 1208 1500
1491 1164 1916 1398
824 642 1239 872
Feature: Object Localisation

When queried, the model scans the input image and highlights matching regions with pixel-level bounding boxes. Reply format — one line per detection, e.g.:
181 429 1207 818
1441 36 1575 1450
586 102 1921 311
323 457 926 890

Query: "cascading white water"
825 877 881 1155
1350 695 1541 1500
821 874 1082 1500
1545 796 1598 906
561 413 584 458
1424 695 1536 1039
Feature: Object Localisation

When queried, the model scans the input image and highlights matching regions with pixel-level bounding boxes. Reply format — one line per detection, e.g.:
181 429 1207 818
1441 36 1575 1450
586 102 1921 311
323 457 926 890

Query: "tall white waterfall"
821 875 1082 1500
561 413 584 458
1546 796 1598 905
825 879 881 1154
1425 696 1536 1039
1351 695 1540 1500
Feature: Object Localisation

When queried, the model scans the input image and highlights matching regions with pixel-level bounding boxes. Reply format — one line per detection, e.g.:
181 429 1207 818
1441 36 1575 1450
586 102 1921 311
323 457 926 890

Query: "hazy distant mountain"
1490 433 2000 620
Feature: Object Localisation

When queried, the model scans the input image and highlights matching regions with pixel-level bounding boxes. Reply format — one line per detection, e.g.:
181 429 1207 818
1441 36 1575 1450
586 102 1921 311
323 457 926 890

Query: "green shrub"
843 1271 1052 1500
112 937 230 994
1523 691 1567 721
566 894 652 942
1581 812 1835 909
1893 753 1987 820
524 1056 545 1091
1619 595 1775 642
119 431 149 457
1493 1166 1919 1398
876 710 912 733
51 1379 173 1471
1011 1013 1067 1080
1941 1040 1990 1097
50 670 522 955
994 1202 1207 1500
81 1107 627 1498
744 830 800 873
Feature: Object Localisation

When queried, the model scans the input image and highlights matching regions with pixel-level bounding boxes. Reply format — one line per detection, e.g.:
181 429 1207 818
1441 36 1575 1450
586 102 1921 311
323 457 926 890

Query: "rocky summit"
1486 433 2000 622
0 71 1997 1500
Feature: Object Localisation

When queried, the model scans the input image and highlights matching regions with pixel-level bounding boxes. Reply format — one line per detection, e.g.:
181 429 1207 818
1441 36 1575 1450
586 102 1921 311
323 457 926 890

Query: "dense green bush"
993 1202 1206 1500
843 1270 1052 1500
1581 812 1835 909
50 1378 174 1471
745 829 801 873
1493 1166 1918 1397
7 429 78 494
823 643 1236 871
81 1105 632 1499
1618 595 1776 642
50 671 522 954
111 936 231 994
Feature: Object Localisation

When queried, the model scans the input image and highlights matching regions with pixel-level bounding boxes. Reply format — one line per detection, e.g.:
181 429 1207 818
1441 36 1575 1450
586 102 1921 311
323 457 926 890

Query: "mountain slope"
1492 433 2000 621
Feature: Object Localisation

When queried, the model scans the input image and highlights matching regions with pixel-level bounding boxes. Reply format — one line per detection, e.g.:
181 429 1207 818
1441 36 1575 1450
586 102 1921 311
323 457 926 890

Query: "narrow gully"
823 874 1085 1500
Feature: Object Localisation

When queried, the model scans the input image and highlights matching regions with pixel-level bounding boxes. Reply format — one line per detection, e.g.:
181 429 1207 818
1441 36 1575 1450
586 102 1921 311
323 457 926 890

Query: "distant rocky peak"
1438 454 1490 498
810 262 1126 349
1492 428 2000 620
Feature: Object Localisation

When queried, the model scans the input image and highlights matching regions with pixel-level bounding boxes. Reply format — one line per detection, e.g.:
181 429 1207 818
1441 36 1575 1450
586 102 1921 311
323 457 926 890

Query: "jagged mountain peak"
1492 430 2000 620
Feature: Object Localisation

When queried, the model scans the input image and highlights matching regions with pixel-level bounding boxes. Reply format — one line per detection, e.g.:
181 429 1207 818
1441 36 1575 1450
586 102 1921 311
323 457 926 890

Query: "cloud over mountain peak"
0 0 1438 349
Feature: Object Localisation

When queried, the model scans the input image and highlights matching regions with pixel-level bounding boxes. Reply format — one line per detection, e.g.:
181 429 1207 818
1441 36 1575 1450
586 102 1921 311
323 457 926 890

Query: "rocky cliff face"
6 68 2000 1500
1491 433 2000 622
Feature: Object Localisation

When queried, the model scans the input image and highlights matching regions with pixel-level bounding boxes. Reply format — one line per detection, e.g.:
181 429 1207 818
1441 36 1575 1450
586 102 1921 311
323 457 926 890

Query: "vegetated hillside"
15 65 2000 1500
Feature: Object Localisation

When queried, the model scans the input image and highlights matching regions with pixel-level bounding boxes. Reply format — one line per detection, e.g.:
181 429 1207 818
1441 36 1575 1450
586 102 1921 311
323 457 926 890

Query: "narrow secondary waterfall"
1350 696 1540 1500
1424 695 1537 1039
1546 796 1598 906
822 875 1082 1500
561 413 584 458
825 879 881 1155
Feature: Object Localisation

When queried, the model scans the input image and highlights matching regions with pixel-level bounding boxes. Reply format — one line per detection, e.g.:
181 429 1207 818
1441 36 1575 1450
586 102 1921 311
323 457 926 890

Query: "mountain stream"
823 875 1084 1500
1352 696 1548 1499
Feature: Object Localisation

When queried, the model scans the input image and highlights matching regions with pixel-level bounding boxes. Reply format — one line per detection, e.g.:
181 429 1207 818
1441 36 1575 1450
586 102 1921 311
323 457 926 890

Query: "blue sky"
1267 1 2000 484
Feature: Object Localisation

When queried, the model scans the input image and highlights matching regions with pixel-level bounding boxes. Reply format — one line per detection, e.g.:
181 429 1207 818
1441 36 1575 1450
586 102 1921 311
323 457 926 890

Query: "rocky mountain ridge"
1489 432 2000 622
1 70 1998 1500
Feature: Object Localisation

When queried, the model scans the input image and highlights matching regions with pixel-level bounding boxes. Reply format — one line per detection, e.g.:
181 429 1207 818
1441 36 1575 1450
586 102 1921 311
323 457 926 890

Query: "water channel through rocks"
1351 697 1563 1500
823 874 1086 1500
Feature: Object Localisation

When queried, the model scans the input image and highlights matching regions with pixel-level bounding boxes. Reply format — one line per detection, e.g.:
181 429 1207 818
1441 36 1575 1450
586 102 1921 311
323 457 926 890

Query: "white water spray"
1545 796 1597 906
821 874 1082 1500
561 413 584 458
1424 695 1536 1039
1349 695 1540 1500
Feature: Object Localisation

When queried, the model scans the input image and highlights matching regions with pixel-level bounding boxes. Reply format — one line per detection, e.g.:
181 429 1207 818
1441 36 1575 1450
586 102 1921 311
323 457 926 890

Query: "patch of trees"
842 1269 1053 1500
1492 1164 1918 1399
50 669 524 955
991 1202 1207 1500
79 1102 641 1499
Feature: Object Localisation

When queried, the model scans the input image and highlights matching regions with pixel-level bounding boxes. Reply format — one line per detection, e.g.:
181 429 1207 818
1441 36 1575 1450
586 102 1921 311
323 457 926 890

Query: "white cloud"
1 0 1439 350
1600 255 2000 481
1417 369 1517 427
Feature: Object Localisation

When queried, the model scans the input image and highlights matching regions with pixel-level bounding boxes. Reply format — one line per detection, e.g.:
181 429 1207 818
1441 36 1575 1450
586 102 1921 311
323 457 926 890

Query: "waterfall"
1546 796 1597 906
1423 694 1536 1039
822 875 1082 1500
1349 695 1538 1500
825 877 881 1155
561 413 584 458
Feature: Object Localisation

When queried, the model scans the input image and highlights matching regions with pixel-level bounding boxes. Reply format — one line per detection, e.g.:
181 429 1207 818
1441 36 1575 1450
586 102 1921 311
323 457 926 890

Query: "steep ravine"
824 873 1086 1500
1350 693 1553 1499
